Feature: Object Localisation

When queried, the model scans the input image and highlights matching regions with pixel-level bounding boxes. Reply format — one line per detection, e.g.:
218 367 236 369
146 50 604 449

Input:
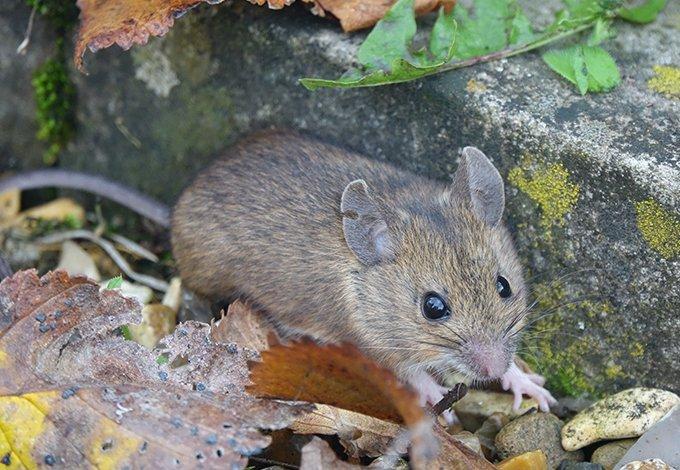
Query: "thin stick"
36 230 168 292
17 4 38 55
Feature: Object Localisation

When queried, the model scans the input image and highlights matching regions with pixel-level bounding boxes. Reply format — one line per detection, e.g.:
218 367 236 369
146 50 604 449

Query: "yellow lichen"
605 364 624 379
635 199 680 259
466 79 487 93
647 65 680 99
630 342 645 358
508 161 580 228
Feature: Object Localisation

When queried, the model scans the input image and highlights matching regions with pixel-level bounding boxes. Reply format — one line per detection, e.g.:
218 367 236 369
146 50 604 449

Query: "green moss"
508 160 580 229
647 65 680 99
521 280 628 398
635 199 680 259
32 58 76 165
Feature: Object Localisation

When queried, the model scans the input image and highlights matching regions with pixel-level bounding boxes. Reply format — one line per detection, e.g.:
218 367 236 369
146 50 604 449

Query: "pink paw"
409 371 458 425
501 363 557 412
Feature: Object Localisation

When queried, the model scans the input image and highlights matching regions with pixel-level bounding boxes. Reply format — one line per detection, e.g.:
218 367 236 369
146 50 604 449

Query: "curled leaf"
0 270 308 468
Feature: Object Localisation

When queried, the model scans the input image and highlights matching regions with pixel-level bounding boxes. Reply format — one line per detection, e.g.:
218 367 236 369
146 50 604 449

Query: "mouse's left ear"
341 179 395 266
449 146 505 227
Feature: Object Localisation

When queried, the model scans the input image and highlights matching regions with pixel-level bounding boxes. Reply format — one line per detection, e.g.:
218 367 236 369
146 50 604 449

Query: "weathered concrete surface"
2 0 679 395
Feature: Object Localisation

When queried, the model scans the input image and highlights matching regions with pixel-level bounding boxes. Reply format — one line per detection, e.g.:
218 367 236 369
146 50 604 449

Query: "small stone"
475 412 509 460
497 450 548 470
496 412 583 468
620 459 673 470
452 390 539 431
451 431 482 455
591 439 637 470
616 405 679 468
561 388 679 451
556 462 604 470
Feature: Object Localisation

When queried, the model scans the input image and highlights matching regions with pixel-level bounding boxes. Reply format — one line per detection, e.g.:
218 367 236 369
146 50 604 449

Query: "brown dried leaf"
0 269 309 468
74 0 224 71
209 300 270 352
300 437 361 470
310 0 451 32
291 404 403 458
247 340 445 467
433 425 496 470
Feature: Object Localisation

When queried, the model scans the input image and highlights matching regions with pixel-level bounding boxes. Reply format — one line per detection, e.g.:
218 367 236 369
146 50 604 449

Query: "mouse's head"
341 147 528 383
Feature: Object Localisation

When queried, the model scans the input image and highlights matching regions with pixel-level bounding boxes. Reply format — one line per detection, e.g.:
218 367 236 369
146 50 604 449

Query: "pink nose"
470 345 508 378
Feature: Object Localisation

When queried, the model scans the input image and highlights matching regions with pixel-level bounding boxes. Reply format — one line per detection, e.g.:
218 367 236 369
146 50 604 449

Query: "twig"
430 383 468 417
17 4 38 55
36 229 169 292
108 233 159 262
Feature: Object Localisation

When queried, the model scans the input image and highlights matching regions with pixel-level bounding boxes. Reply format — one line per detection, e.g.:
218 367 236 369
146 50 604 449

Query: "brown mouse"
0 131 555 417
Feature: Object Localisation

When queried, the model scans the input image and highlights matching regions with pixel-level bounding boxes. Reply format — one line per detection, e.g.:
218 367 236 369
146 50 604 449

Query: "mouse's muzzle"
466 341 512 379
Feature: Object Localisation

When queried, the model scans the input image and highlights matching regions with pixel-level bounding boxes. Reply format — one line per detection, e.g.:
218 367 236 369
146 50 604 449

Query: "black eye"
422 292 451 321
496 276 512 298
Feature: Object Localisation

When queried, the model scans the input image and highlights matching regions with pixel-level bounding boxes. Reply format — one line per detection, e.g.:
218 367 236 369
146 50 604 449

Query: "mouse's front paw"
408 371 458 425
501 362 557 412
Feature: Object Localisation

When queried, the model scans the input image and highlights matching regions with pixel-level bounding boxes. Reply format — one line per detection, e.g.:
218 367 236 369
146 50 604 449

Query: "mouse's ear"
341 179 395 266
450 146 505 227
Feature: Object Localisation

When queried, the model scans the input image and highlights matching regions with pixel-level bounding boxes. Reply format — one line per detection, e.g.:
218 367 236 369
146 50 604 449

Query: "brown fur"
171 131 528 381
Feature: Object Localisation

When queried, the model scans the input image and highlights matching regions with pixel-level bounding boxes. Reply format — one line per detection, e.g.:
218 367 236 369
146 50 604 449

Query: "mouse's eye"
496 276 512 298
422 292 451 321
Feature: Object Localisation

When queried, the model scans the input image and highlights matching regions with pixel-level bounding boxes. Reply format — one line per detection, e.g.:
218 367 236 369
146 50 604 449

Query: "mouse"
0 131 556 418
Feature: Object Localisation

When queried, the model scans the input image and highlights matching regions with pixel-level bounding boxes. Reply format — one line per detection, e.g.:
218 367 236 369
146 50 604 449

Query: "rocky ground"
1 0 678 405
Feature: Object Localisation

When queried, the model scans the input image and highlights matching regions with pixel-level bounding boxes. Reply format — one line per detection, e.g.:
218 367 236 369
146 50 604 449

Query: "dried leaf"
300 437 360 470
56 240 101 281
127 303 177 349
291 404 403 458
311 0 447 32
74 0 225 71
433 425 496 470
0 198 85 230
210 300 270 352
0 270 309 468
248 339 423 424
0 189 20 222
247 340 444 467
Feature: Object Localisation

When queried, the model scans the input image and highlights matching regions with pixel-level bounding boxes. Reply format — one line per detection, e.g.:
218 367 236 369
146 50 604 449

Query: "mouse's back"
171 131 430 340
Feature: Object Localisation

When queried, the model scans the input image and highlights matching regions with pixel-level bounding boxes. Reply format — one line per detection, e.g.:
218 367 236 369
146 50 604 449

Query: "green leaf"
301 1 456 90
587 18 614 45
509 9 536 45
543 45 620 95
105 275 123 289
618 0 666 23
582 44 621 91
430 6 458 60
356 0 417 71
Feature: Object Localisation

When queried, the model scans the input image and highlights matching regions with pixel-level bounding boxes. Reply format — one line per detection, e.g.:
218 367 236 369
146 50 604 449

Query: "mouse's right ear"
449 147 505 227
341 179 395 266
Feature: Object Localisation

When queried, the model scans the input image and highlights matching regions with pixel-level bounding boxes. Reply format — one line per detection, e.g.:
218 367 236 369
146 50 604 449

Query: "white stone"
561 388 680 451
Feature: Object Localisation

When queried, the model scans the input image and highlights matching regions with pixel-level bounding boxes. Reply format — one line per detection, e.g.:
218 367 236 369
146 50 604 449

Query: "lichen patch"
508 160 580 228
647 65 680 99
634 199 680 259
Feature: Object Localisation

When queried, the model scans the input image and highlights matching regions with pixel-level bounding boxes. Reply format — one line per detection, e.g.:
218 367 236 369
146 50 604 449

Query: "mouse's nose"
469 343 509 379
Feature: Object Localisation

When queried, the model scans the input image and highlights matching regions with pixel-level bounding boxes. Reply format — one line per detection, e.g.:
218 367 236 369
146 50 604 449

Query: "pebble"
495 412 583 468
561 388 679 451
591 439 637 470
620 459 674 470
497 450 548 470
451 431 483 455
474 412 509 460
616 405 679 469
557 463 604 470
452 390 538 431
